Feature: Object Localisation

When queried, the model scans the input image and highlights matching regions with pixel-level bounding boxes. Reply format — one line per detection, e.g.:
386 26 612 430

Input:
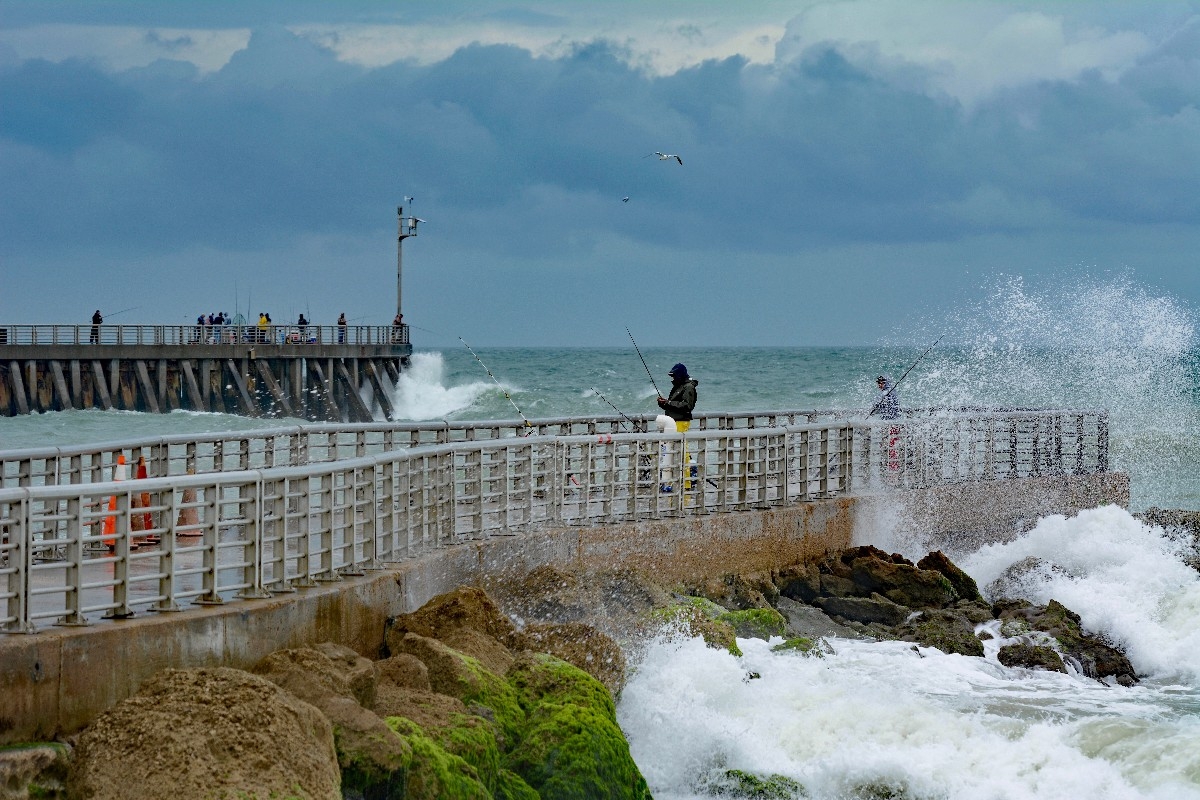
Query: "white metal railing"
0 323 409 348
0 409 1110 633
0 408 1103 490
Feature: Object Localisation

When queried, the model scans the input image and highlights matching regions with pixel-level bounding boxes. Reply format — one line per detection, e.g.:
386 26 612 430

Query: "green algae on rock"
385 716 493 800
717 607 789 640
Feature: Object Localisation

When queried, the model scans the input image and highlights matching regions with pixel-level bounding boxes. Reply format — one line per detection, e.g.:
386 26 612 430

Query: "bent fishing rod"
868 333 944 418
626 327 662 397
104 306 140 319
459 337 534 432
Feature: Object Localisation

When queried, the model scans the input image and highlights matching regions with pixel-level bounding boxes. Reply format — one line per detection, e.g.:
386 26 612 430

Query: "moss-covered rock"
649 604 742 656
385 716 492 800
385 586 520 677
770 637 831 658
423 711 503 794
512 621 627 697
916 551 983 603
494 767 541 800
0 743 70 800
717 607 789 640
893 609 985 657
393 633 526 745
997 643 1066 673
701 768 806 798
505 653 651 800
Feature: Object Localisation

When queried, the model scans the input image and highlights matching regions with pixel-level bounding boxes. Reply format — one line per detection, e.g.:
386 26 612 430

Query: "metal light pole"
396 206 421 318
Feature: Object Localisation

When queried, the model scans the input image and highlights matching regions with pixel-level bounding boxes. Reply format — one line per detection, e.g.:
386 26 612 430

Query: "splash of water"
962 505 1200 683
390 351 496 420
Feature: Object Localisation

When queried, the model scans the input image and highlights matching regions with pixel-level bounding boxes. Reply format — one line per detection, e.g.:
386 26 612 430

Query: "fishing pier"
0 323 411 422
0 207 424 422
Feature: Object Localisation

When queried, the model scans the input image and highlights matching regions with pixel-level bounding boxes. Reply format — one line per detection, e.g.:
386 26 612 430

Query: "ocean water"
1 277 1198 798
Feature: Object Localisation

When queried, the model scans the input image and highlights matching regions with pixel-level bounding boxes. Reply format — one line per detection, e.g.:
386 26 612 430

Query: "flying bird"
654 152 683 165
622 197 630 203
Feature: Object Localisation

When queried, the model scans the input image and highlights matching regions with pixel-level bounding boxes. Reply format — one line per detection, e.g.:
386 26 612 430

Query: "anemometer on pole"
396 200 424 318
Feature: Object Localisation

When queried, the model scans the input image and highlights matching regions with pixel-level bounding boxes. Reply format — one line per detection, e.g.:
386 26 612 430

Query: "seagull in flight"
654 152 683 165
622 196 630 203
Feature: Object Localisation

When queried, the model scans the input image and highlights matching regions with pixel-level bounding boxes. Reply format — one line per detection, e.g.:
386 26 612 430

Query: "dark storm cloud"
2 8 1200 342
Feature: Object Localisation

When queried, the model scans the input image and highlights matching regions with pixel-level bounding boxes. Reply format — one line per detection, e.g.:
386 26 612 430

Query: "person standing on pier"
89 310 102 344
392 313 403 343
873 375 900 420
657 363 698 432
337 312 347 344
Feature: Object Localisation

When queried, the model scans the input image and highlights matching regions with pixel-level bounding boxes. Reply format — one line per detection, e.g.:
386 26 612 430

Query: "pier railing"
0 409 1109 632
0 323 409 348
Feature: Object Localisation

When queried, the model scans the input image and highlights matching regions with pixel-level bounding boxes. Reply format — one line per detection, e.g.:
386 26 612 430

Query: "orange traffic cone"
102 454 126 549
132 456 156 542
176 469 200 535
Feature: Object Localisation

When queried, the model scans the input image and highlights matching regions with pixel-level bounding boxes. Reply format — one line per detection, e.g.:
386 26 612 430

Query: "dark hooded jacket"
874 376 900 419
661 377 699 422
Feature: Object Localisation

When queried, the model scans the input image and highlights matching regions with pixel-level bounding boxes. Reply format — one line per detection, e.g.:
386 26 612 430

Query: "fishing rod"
104 306 140 319
459 337 534 432
591 388 637 432
868 334 944 418
626 327 662 397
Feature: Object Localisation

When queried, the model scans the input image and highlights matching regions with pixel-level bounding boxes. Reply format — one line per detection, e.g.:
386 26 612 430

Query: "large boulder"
512 622 627 697
385 586 519 676
917 551 984 603
995 599 1137 684
815 594 910 627
251 648 410 800
505 653 651 800
69 667 340 800
893 608 986 657
997 643 1067 673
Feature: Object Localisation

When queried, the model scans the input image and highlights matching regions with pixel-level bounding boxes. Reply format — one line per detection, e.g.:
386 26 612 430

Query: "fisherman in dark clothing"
89 310 102 344
657 362 698 432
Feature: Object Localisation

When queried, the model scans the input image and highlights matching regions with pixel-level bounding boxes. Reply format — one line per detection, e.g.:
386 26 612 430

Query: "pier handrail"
0 410 1111 633
0 323 409 348
0 407 1109 489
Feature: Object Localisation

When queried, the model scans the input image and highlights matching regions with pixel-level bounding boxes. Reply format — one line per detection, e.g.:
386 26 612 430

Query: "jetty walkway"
0 406 1116 633
0 406 1129 743
0 322 411 421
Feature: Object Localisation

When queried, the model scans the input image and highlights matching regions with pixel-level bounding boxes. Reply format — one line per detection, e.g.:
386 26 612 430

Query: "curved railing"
0 408 1109 633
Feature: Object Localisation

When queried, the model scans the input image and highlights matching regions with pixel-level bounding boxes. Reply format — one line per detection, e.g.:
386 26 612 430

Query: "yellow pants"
676 421 694 488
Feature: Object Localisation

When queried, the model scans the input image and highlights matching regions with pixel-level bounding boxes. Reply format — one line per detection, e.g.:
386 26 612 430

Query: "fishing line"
105 306 140 318
591 388 637 432
459 337 534 433
868 333 944 418
627 327 662 396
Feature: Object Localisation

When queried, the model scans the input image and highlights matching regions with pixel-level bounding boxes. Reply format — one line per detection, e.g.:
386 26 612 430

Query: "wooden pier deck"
0 323 411 422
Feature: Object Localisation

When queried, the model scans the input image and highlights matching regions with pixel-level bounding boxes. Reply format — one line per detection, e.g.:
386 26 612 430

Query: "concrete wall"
0 472 1127 745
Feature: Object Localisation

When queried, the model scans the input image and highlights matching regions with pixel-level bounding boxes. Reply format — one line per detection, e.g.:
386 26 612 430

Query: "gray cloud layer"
2 3 1199 345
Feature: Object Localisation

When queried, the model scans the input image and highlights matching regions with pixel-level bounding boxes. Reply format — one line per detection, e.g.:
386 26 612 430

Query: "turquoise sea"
1 276 1199 799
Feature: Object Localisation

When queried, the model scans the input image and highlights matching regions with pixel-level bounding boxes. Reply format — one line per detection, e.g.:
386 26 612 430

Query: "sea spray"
619 632 1200 800
389 351 496 420
963 505 1200 683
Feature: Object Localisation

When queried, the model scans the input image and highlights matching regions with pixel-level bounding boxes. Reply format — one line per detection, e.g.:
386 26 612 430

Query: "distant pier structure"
0 208 422 421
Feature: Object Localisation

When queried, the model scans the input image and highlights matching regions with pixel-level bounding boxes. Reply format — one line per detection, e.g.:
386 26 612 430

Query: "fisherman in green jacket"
657 363 698 432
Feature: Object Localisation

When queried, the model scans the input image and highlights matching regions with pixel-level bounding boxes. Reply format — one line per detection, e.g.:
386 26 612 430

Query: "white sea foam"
619 633 1200 800
389 351 496 420
962 505 1200 683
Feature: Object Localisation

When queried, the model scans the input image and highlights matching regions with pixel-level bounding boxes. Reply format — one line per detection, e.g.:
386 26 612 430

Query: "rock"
384 717 492 800
375 653 432 693
251 648 411 799
995 599 1137 683
0 743 69 800
69 667 341 800
893 608 985 657
393 633 526 745
648 604 742 656
770 637 834 658
775 596 868 640
511 622 626 697
386 586 519 676
917 550 984 603
716 607 789 640
698 768 805 799
813 546 959 608
815 594 911 626
505 653 652 800
997 643 1067 673
775 563 821 603
313 641 378 709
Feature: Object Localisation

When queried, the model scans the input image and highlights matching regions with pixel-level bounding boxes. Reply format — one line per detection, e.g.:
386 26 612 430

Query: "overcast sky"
2 1 1199 346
